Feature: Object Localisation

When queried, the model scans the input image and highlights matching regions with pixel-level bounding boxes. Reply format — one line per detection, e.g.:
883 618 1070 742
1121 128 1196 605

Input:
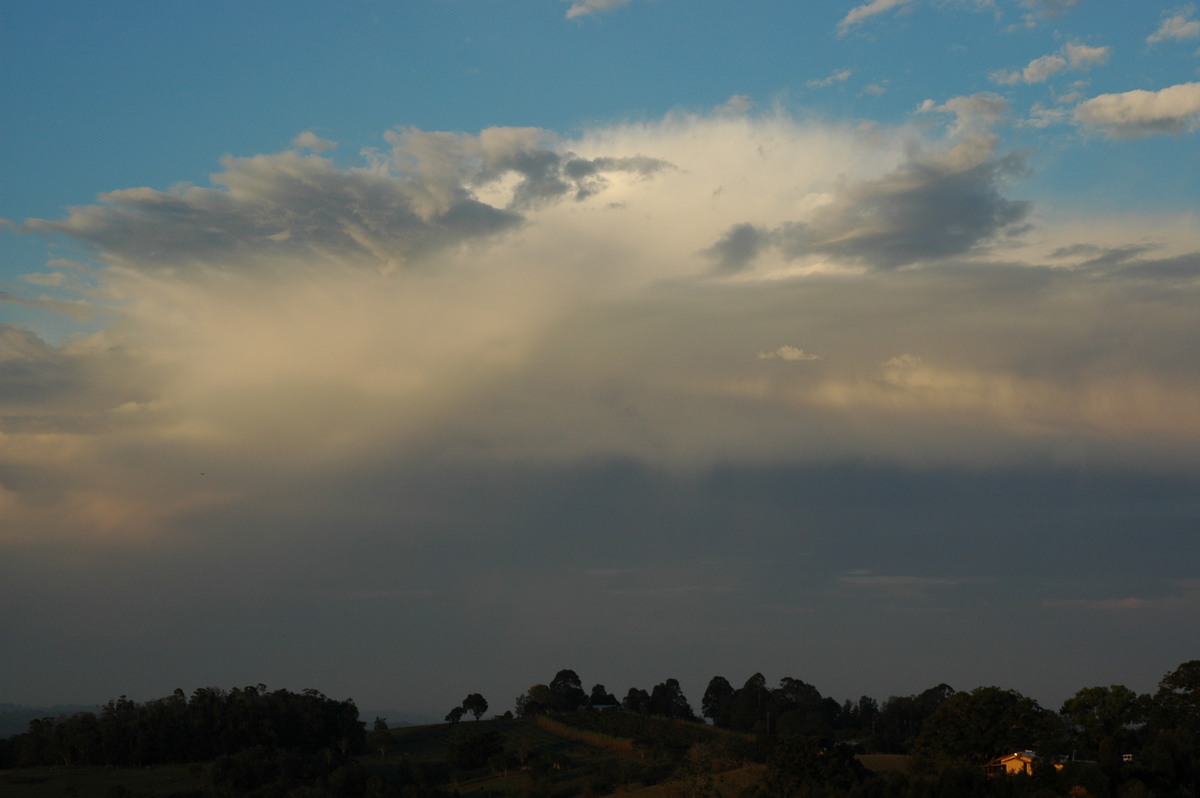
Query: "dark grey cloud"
777 149 1030 269
26 153 523 273
2 455 1196 712
0 324 158 439
562 155 673 201
707 143 1030 271
703 223 771 272
1049 243 1159 265
25 138 674 273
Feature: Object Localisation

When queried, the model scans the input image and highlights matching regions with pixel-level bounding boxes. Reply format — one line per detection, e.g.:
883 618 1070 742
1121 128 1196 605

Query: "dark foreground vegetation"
1 659 1198 797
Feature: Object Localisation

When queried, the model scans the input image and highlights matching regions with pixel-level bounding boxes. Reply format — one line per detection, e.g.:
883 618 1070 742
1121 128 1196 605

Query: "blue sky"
2 0 1199 719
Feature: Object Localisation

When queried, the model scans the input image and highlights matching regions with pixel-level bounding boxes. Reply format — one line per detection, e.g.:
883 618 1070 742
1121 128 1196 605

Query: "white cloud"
1147 7 1200 44
1074 81 1200 138
758 346 821 362
1015 0 1079 28
919 92 1010 137
807 69 853 89
715 94 754 115
836 0 912 35
991 42 1109 85
292 130 337 153
23 272 66 287
564 0 633 19
1064 42 1110 68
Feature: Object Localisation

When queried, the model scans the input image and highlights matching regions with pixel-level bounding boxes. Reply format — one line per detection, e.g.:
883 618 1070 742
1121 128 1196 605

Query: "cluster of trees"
508 661 1200 796
444 692 491 724
0 684 366 776
515 669 695 720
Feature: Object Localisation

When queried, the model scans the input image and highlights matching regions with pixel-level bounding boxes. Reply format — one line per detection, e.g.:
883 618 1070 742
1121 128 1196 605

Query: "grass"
0 763 204 797
2 718 903 797
857 754 912 774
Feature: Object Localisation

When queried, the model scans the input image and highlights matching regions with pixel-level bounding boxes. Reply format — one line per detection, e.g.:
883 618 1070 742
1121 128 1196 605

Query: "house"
985 751 1040 776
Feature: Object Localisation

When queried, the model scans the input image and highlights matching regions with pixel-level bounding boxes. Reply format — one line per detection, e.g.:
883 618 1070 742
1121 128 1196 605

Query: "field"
0 762 205 797
0 715 913 797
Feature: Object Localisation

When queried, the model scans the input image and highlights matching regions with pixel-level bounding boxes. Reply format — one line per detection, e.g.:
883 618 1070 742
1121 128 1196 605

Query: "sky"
1 0 1199 721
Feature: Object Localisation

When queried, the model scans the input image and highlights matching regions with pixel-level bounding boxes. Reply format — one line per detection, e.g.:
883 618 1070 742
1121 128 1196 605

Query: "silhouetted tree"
589 683 618 707
623 687 651 714
549 669 588 712
914 685 1065 767
649 678 696 720
461 693 488 721
701 676 734 727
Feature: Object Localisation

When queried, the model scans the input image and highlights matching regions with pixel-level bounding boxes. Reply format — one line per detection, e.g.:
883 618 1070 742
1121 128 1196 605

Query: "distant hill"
359 708 441 727
0 703 99 738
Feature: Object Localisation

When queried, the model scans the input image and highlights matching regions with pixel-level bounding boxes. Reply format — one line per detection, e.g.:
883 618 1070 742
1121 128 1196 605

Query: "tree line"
506 660 1200 796
0 684 366 771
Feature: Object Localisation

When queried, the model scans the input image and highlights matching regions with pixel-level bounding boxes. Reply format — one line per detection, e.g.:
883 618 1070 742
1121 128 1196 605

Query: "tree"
462 693 489 721
589 683 618 708
726 673 771 733
914 685 1065 767
649 678 696 720
875 683 954 754
445 706 465 724
1154 659 1200 731
764 735 870 798
549 669 588 712
623 687 651 714
1060 685 1148 762
367 719 395 758
701 676 734 727
517 684 552 717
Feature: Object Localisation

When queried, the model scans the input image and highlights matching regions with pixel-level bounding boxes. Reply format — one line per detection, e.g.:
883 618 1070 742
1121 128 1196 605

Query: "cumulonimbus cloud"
6 112 1200 545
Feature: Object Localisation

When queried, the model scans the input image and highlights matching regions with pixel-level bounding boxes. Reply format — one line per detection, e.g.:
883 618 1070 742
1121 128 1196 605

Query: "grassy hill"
1 711 912 797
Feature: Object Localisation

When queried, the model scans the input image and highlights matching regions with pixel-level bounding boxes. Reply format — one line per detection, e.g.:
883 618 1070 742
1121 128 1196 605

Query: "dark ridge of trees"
3 660 1200 797
1 684 365 769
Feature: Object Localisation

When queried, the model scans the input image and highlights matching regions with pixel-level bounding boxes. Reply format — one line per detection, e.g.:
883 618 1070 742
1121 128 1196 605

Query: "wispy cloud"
758 346 821 362
836 0 912 35
1015 0 1080 28
991 42 1110 85
1147 6 1200 44
807 69 853 89
564 0 634 19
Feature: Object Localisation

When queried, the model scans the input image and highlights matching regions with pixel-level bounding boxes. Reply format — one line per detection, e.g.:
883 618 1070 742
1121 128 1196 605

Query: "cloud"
1147 7 1200 44
292 130 337 153
1074 81 1200 138
715 95 755 115
836 0 912 35
1015 0 1080 28
807 69 853 89
24 129 671 276
918 92 1010 137
1043 598 1149 610
7 112 1200 554
758 346 821 362
991 42 1110 85
564 0 633 19
704 223 771 272
837 573 980 600
771 137 1030 269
